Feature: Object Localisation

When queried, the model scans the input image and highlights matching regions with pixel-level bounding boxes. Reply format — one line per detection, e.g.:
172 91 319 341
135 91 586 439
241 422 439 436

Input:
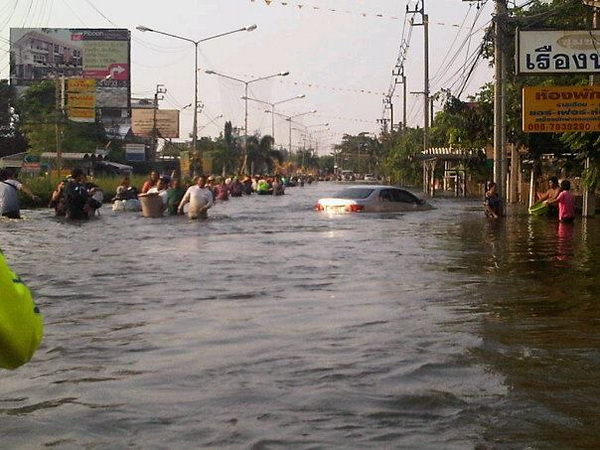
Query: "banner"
522 86 600 133
517 30 600 74
125 143 146 162
132 109 180 139
66 77 96 122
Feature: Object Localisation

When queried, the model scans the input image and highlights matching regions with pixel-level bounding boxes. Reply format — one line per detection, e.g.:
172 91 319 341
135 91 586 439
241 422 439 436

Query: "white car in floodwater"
316 185 433 213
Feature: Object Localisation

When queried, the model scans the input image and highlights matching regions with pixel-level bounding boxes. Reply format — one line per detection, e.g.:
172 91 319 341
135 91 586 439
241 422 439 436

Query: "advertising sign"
67 78 96 92
517 29 600 74
66 78 96 122
9 28 130 112
67 93 96 109
125 143 147 162
132 109 180 139
522 86 600 133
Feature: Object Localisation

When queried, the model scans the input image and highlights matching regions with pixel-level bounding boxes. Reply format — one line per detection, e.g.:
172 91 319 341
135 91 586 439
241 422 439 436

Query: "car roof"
343 185 398 190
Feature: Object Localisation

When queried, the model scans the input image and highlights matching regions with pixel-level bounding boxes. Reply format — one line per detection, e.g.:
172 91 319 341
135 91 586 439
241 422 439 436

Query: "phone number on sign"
526 122 596 131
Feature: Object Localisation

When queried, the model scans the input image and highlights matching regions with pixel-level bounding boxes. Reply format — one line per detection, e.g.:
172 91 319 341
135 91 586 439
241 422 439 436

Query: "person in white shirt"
0 169 38 219
146 176 170 206
177 175 214 219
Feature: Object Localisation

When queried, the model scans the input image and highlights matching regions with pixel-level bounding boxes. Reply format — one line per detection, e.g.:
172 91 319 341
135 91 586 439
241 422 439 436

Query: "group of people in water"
1 166 296 221
111 170 291 219
537 176 576 223
484 175 575 223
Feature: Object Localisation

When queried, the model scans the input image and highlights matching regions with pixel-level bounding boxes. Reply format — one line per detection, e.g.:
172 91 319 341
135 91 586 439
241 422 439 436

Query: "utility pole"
494 0 508 212
383 96 394 131
583 0 599 217
407 0 429 152
377 117 390 134
152 84 166 161
391 67 407 130
54 76 65 178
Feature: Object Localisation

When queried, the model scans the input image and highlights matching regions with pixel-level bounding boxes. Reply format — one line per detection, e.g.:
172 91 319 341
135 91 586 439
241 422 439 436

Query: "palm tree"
244 135 283 174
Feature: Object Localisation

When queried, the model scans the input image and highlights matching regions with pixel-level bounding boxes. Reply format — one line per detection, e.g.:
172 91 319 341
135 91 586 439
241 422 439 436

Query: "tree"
478 0 593 157
245 135 283 174
17 80 109 156
0 80 27 157
333 133 380 175
382 127 423 186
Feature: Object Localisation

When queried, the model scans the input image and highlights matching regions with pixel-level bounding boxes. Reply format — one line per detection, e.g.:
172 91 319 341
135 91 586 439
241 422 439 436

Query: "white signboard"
125 143 146 162
516 29 600 74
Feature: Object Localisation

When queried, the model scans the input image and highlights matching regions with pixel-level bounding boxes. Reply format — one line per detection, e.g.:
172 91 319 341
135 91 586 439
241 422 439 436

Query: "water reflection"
454 207 600 449
1 189 599 448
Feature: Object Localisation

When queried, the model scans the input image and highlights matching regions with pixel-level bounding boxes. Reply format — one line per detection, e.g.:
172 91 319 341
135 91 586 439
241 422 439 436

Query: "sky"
0 0 499 154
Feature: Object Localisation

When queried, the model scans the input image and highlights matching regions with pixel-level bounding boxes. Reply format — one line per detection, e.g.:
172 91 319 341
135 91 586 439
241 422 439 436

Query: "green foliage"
333 133 380 175
468 0 600 180
381 127 423 186
0 79 27 157
16 81 108 156
246 135 282 174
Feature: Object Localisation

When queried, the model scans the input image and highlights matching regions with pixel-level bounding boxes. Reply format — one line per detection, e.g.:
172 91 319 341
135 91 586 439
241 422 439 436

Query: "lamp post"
205 69 289 173
294 123 328 167
242 94 305 144
270 110 317 156
303 123 329 156
136 24 257 174
198 114 224 133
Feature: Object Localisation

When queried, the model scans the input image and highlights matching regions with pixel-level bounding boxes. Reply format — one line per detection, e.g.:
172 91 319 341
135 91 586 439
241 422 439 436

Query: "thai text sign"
517 30 600 74
67 78 96 93
66 77 96 122
10 28 130 109
67 107 96 121
522 86 600 133
67 93 96 108
132 109 180 139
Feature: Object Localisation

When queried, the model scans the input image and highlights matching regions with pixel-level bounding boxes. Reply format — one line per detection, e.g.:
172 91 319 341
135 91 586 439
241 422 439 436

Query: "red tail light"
347 204 364 212
315 203 324 211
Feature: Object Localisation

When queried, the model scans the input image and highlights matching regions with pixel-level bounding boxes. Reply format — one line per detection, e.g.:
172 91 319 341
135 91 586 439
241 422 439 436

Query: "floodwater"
1 182 599 449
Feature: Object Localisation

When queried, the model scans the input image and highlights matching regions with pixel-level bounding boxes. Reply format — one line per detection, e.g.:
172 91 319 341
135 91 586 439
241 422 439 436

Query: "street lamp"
136 24 257 174
272 110 317 155
198 114 224 133
294 123 329 166
205 69 290 173
241 94 305 144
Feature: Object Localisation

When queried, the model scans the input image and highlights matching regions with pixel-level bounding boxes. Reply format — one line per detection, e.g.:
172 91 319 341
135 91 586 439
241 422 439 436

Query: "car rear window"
333 188 374 199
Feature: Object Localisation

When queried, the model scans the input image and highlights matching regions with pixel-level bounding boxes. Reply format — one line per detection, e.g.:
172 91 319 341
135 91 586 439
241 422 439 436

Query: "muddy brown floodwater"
1 182 599 449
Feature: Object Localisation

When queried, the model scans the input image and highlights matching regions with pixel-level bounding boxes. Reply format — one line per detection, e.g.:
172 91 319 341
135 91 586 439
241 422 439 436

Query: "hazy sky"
1 0 499 153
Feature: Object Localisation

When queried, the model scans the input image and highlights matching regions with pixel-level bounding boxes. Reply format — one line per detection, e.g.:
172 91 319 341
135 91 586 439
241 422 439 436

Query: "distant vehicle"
316 185 433 213
364 174 376 181
340 170 354 181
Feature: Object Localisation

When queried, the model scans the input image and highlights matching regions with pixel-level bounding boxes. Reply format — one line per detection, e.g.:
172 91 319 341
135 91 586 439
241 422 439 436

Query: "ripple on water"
1 187 599 448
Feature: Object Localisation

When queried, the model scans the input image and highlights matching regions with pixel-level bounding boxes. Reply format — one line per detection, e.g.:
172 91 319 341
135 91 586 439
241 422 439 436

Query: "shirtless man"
538 176 561 217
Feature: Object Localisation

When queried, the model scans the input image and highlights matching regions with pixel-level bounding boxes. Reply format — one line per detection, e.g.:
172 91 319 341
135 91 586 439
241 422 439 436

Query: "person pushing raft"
0 251 43 370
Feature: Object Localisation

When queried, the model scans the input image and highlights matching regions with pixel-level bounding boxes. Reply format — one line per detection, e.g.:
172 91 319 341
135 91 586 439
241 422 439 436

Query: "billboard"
522 86 600 133
125 143 146 162
10 28 130 120
132 109 180 139
517 29 600 74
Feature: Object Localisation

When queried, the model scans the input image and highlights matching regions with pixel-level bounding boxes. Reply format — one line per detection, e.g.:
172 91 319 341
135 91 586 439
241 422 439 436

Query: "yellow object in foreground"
0 253 43 370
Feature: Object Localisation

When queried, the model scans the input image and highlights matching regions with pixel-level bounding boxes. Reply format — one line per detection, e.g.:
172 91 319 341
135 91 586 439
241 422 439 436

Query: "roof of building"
412 147 484 161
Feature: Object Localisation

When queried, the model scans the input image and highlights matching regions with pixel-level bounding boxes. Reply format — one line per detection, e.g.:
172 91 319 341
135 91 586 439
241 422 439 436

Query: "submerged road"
1 182 599 449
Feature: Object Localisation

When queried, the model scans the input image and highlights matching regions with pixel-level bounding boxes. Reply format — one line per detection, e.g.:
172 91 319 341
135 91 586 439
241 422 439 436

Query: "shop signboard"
125 143 147 162
131 109 180 139
517 29 600 74
522 86 600 132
